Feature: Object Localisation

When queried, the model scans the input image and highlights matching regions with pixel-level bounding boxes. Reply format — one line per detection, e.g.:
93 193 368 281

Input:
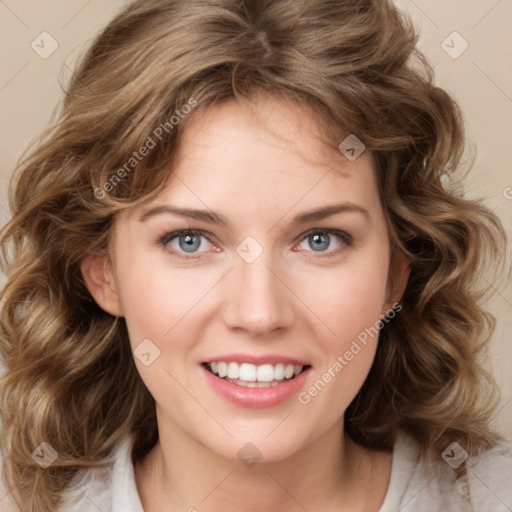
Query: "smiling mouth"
202 361 311 388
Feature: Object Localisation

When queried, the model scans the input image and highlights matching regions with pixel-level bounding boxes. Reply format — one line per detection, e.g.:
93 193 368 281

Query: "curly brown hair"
0 0 507 510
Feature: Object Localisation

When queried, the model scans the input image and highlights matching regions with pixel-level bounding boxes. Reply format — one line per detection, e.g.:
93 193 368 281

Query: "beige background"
0 0 511 443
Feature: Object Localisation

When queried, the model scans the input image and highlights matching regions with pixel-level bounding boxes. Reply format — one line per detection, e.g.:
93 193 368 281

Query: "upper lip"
202 353 311 366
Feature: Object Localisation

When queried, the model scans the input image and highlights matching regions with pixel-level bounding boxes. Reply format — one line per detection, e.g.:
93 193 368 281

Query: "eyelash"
159 228 353 260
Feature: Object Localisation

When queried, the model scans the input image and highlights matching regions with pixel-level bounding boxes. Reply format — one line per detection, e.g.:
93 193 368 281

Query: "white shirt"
1 430 512 511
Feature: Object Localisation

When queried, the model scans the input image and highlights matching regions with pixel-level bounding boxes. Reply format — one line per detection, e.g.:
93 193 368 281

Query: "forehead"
126 98 381 223
176 97 364 175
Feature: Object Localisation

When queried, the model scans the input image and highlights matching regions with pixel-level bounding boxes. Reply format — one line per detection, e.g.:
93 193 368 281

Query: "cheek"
114 257 206 407
294 246 389 408
113 250 198 347
297 266 386 416
296 249 390 341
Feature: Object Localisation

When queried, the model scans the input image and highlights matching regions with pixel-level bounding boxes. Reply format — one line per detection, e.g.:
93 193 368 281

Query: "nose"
221 251 295 336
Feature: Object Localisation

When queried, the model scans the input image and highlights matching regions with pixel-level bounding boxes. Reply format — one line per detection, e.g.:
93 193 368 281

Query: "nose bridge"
222 246 294 334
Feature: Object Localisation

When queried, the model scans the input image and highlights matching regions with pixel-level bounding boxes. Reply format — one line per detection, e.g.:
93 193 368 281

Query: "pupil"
310 233 329 251
180 234 200 252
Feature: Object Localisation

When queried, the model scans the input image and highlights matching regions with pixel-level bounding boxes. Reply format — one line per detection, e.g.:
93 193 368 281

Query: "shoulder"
58 434 142 512
466 437 512 511
56 455 116 512
0 440 114 512
380 430 512 512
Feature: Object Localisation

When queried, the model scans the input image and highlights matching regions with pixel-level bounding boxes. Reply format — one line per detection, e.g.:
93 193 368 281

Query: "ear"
384 250 411 312
80 253 124 317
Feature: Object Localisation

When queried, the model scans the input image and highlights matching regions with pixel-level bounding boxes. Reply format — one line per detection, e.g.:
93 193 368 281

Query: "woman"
1 0 511 511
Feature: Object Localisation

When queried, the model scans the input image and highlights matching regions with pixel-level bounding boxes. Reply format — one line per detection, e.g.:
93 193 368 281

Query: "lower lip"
201 364 311 408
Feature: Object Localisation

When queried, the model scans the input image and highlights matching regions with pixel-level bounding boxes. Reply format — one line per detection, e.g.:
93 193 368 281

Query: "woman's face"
85 97 409 462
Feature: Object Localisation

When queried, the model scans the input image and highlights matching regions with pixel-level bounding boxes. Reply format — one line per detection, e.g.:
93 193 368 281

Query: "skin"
82 97 410 512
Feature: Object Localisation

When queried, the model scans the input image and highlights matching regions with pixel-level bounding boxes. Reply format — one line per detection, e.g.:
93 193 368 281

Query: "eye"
160 229 214 258
159 228 352 260
295 229 352 256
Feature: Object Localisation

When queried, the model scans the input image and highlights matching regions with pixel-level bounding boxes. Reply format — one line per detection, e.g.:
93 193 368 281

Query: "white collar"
111 434 144 512
109 430 420 512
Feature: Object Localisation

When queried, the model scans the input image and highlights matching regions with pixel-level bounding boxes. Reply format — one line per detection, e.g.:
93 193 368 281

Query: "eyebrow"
138 202 369 225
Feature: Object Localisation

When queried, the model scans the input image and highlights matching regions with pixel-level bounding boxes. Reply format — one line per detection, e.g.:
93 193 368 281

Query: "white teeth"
207 361 305 382
284 364 295 379
227 378 282 388
227 362 238 379
274 363 285 380
217 362 228 378
257 364 274 382
239 363 257 382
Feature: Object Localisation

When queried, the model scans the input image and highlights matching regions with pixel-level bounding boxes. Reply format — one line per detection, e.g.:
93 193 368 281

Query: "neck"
135 410 391 512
